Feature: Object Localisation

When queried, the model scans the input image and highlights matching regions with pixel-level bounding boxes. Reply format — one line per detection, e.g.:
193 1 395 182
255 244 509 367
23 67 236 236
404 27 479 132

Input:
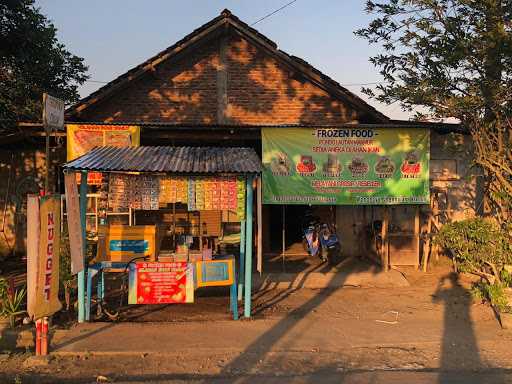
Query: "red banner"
128 262 194 304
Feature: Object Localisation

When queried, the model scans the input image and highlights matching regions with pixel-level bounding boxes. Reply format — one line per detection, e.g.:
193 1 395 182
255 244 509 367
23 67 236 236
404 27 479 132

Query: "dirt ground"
2 262 512 383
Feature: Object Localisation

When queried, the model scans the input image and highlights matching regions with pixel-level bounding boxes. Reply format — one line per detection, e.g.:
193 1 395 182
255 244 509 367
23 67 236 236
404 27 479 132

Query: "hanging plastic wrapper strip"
108 174 160 212
112 175 242 212
236 177 246 220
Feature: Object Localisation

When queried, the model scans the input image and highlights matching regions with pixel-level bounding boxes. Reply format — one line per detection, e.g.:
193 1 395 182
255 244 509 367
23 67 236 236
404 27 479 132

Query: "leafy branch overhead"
356 0 512 220
0 0 89 122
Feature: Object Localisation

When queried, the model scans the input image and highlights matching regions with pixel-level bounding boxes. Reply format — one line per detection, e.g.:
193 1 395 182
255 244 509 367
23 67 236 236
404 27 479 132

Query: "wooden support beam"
422 212 433 272
382 207 389 272
244 176 254 318
415 206 420 270
78 171 88 323
238 219 245 302
256 176 262 274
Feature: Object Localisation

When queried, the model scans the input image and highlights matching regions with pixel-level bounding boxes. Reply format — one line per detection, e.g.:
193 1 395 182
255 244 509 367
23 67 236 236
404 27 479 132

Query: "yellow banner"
66 124 140 161
33 196 62 319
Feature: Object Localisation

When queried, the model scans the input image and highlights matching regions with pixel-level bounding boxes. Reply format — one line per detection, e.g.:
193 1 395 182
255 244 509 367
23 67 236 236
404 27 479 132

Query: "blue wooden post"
78 171 88 323
244 176 254 318
230 272 238 320
238 220 245 301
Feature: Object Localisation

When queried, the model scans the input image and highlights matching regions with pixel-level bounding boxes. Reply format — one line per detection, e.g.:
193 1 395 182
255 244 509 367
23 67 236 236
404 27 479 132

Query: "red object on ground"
41 317 49 356
35 319 42 355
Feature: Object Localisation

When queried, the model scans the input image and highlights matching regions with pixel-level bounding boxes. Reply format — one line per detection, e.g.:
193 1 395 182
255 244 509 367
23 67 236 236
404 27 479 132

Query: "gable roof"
67 9 389 123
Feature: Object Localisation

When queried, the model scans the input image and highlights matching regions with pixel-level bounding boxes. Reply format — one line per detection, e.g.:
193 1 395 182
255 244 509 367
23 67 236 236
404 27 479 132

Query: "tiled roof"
63 146 261 174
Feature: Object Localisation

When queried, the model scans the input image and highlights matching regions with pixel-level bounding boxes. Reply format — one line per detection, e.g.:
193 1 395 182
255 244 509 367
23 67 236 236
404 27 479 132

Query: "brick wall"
81 39 221 123
225 35 359 125
79 33 360 125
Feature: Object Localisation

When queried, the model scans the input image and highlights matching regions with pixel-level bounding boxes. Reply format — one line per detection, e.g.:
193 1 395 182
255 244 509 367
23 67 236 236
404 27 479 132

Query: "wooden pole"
415 205 420 270
43 93 50 193
256 177 263 274
238 219 245 301
238 177 247 301
382 207 389 272
422 212 433 272
78 171 88 323
282 205 285 272
244 176 254 318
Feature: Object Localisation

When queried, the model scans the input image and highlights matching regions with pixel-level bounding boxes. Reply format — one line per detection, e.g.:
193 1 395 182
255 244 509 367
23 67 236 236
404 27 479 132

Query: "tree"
356 0 512 222
0 0 88 122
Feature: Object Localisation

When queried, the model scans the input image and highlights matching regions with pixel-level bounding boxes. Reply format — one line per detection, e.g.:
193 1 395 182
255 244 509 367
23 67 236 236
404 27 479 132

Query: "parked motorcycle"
318 223 341 263
302 220 320 258
302 214 341 263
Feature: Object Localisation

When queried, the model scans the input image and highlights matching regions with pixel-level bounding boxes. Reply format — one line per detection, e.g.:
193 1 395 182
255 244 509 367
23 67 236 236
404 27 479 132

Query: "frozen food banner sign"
262 127 430 205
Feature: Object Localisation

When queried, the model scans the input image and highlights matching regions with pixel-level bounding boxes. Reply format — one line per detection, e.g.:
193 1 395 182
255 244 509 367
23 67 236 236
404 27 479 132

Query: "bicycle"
95 256 149 321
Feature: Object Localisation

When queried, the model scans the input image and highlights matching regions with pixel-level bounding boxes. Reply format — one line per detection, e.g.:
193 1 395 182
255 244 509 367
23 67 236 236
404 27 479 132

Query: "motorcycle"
303 220 320 258
318 223 341 263
302 215 341 263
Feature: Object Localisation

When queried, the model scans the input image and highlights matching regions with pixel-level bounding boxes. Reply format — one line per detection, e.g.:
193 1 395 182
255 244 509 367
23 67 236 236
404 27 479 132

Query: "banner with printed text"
262 127 429 205
32 195 62 319
67 124 140 184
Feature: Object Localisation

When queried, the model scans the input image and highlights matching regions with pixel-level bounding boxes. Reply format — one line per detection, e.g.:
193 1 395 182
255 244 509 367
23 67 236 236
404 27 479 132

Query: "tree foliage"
434 218 512 282
0 0 88 122
356 0 512 221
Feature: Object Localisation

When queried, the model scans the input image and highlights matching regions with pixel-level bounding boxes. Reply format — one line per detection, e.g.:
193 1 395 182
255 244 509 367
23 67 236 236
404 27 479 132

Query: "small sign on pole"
43 93 64 132
42 93 65 193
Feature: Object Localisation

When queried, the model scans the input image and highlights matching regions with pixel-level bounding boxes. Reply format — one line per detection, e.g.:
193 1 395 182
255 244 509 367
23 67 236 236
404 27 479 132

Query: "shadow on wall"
0 142 65 258
80 31 361 127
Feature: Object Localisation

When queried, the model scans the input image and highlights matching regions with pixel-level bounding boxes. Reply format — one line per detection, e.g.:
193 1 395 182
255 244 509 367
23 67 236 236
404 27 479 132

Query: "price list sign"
128 262 194 304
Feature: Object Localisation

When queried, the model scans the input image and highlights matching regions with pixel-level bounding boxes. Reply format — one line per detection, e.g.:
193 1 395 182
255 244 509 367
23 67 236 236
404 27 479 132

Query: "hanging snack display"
109 174 160 212
176 179 188 204
159 177 175 205
195 178 205 210
108 174 131 212
236 177 246 219
140 175 159 210
110 175 244 213
188 178 196 211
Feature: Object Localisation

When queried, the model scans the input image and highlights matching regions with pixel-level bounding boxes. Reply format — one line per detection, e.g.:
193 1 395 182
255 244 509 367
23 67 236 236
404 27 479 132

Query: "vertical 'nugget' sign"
33 196 62 319
44 209 55 299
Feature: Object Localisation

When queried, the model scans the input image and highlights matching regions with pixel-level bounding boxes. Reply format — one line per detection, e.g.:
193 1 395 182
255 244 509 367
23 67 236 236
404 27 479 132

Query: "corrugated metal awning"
63 146 261 174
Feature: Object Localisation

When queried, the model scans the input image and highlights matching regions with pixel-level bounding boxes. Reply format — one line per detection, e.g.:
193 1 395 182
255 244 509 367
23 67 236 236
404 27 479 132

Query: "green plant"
1 286 26 327
472 281 511 314
0 277 8 299
434 218 512 283
59 228 73 292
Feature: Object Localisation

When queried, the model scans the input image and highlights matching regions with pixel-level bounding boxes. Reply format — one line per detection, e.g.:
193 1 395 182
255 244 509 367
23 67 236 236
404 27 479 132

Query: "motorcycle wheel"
320 247 328 262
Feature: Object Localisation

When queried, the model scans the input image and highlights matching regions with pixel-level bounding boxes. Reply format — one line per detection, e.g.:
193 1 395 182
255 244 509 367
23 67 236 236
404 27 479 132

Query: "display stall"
63 146 261 322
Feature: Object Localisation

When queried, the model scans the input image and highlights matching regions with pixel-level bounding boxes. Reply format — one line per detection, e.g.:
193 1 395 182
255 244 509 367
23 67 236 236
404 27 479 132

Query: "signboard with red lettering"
128 262 194 304
31 195 62 319
66 124 140 185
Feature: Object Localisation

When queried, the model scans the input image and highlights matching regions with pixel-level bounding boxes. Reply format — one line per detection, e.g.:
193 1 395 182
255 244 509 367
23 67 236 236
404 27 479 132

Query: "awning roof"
63 146 261 174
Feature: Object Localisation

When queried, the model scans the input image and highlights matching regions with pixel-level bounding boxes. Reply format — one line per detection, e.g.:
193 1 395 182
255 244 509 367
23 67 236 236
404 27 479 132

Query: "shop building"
0 10 480 271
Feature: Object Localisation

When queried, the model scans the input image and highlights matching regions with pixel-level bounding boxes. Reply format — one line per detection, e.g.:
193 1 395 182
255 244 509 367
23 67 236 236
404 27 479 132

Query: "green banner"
262 127 430 205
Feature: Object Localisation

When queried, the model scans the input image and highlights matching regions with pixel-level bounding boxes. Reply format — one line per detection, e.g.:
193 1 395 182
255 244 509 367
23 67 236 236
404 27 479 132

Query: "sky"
37 0 412 120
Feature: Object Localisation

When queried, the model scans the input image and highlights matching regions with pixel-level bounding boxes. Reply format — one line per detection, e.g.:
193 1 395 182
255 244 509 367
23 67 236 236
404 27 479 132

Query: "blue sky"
37 0 410 119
